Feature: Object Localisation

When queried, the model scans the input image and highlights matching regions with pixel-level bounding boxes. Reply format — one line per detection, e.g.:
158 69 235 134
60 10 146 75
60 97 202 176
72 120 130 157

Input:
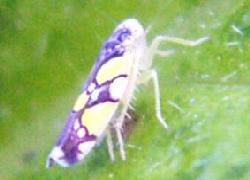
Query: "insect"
46 18 209 167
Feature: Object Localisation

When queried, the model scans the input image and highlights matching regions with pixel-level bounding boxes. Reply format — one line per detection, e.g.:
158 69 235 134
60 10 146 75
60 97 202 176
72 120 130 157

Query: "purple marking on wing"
82 28 132 91
56 73 128 149
59 125 96 165
55 111 79 146
55 110 96 165
53 74 126 165
48 27 133 166
56 110 96 145
86 74 128 108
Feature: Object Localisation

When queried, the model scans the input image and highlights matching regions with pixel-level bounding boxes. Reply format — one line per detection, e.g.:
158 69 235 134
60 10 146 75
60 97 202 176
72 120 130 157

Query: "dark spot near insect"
46 157 55 168
110 108 138 140
242 26 250 37
122 108 138 139
22 150 37 163
225 162 250 179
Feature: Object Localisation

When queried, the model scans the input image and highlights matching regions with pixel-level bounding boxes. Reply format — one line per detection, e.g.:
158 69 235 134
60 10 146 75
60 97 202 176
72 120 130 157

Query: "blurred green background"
1 0 250 179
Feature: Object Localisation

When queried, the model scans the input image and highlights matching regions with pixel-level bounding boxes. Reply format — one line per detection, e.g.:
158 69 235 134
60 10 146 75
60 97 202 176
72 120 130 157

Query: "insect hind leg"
106 121 126 161
113 119 126 160
106 128 115 161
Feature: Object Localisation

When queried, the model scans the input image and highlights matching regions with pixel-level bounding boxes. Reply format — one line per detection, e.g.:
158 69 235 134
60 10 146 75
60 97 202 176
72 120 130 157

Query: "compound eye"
118 30 131 42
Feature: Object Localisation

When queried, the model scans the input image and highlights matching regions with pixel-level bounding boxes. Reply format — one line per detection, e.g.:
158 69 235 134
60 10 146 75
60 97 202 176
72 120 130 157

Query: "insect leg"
106 128 115 161
150 69 168 129
141 35 209 71
112 93 137 161
147 35 209 62
150 35 209 51
111 72 138 160
114 120 126 160
137 69 168 129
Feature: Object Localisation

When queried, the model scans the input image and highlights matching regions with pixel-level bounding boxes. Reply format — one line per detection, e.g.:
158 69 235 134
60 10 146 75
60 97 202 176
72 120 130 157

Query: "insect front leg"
150 35 209 52
142 35 209 71
149 35 209 62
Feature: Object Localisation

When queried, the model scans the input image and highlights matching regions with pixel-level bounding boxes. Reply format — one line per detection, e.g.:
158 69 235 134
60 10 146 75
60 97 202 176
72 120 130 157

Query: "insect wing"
46 20 137 167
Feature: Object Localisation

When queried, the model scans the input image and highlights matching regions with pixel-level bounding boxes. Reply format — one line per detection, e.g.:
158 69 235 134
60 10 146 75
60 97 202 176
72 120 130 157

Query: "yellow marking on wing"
96 53 132 84
82 102 118 136
73 92 89 111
